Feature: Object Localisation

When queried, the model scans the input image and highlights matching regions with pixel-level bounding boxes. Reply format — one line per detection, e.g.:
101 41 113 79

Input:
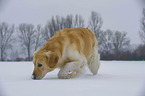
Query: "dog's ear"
44 51 51 60
44 51 59 68
49 53 59 68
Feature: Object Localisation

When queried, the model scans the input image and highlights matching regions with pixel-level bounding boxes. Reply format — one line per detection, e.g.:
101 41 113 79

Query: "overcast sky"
0 0 143 44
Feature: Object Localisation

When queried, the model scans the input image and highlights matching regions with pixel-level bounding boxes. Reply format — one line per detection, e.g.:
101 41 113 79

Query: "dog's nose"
31 73 36 80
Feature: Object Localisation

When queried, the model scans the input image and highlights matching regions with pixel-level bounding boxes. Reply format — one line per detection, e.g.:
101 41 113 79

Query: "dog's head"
32 50 59 80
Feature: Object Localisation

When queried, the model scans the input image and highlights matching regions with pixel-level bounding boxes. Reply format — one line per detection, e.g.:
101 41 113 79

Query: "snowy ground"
0 61 145 96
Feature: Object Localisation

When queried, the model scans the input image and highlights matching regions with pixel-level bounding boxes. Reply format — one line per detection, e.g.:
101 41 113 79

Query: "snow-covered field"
0 61 145 96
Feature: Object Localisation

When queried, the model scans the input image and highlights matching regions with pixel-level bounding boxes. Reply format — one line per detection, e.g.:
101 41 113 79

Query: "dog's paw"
58 69 72 79
58 75 71 79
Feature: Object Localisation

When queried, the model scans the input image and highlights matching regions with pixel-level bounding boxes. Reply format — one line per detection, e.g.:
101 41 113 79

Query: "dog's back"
60 27 98 59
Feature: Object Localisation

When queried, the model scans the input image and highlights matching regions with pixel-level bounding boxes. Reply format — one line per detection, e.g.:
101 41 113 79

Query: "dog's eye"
38 64 42 67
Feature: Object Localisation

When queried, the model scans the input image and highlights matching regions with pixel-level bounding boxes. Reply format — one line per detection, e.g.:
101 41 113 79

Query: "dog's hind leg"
87 47 100 75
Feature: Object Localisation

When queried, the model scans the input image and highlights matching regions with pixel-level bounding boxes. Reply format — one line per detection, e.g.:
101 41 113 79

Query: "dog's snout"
31 73 36 80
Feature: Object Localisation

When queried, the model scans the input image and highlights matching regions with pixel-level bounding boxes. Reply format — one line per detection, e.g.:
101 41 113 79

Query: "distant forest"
0 11 145 61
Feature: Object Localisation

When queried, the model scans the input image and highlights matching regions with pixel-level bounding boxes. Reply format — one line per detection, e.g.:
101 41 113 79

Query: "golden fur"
32 27 100 79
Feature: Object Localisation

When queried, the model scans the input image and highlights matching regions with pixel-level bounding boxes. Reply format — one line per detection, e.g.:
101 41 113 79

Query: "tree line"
0 11 145 61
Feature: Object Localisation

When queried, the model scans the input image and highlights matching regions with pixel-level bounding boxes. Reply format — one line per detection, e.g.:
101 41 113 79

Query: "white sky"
0 0 143 44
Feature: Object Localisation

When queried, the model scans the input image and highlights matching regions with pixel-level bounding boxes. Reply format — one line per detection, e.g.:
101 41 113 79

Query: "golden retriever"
32 27 100 79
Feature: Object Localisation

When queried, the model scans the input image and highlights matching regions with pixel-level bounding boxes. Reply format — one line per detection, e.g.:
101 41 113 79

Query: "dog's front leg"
58 60 85 79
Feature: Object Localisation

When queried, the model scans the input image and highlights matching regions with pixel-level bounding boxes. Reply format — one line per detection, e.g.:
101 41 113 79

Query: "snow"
0 61 145 96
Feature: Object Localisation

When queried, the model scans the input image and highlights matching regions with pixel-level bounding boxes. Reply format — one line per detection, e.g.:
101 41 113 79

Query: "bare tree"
44 15 75 39
10 50 19 61
44 14 85 40
99 29 113 54
139 8 145 44
44 16 64 40
88 11 103 40
74 14 85 28
18 23 36 61
134 44 145 59
42 26 50 41
34 25 44 51
112 31 130 59
0 22 14 61
45 16 60 38
65 15 73 28
99 30 130 59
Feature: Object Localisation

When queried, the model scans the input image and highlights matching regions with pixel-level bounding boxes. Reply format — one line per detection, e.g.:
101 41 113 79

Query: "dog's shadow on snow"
42 73 114 80
43 76 58 80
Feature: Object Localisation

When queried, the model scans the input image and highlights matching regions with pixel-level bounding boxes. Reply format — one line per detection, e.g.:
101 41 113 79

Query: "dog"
32 27 100 79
